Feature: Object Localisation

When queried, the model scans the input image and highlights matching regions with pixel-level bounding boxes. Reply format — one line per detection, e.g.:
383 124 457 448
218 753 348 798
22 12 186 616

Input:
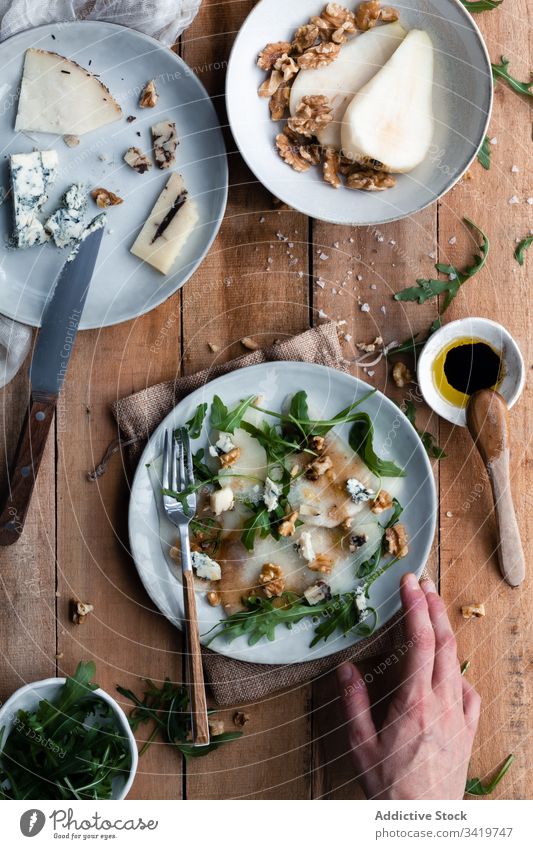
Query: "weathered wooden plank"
180 0 313 799
0 353 56 696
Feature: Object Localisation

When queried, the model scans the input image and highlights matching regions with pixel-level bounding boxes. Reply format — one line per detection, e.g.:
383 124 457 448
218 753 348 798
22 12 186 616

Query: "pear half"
341 29 434 172
289 21 406 149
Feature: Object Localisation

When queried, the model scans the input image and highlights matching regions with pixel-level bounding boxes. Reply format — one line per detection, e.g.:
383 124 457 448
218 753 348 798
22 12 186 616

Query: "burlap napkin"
111 321 424 706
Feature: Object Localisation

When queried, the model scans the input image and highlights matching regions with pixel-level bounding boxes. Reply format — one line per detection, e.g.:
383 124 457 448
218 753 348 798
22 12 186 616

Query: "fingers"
462 676 482 734
420 578 461 700
399 572 435 695
336 661 377 751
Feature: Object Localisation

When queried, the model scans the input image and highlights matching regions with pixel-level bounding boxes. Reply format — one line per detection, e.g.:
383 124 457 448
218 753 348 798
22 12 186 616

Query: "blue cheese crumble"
208 432 236 458
355 586 368 620
45 183 87 247
263 476 282 512
10 150 58 248
346 478 374 504
191 551 221 581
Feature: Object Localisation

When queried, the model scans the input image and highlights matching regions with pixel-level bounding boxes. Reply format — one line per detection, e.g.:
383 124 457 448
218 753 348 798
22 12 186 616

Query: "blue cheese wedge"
15 49 122 135
151 120 178 169
130 173 199 274
191 551 221 581
10 150 58 248
44 183 87 247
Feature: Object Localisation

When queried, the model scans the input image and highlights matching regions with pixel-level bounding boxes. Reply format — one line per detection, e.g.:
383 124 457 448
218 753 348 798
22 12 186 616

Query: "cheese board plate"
0 21 228 329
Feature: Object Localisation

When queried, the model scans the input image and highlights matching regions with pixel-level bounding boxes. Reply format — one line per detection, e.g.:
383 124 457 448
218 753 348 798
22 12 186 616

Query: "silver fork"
162 426 210 747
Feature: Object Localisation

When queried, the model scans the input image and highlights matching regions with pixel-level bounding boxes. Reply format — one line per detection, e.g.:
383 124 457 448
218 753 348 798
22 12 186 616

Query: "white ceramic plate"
128 362 437 665
0 677 138 799
226 0 492 225
0 21 227 329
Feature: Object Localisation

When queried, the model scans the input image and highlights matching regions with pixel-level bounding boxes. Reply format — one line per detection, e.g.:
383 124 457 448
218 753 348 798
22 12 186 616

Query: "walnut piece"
461 603 486 620
384 523 409 558
124 146 152 174
323 147 342 187
276 132 312 172
71 600 94 625
139 79 158 108
308 553 334 573
392 361 413 387
208 718 225 736
288 95 333 138
355 0 381 30
297 41 341 70
207 591 221 607
305 455 333 480
269 82 290 120
63 134 80 147
233 711 251 727
274 53 299 82
322 2 357 29
381 6 400 23
292 23 320 53
257 41 293 71
345 169 396 191
219 447 241 468
258 69 284 98
371 489 393 514
309 434 326 453
259 563 285 598
91 187 123 208
279 510 299 537
241 336 260 350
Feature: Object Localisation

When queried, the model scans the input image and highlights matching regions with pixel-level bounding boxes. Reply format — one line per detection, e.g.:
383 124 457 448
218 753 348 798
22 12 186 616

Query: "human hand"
336 573 481 799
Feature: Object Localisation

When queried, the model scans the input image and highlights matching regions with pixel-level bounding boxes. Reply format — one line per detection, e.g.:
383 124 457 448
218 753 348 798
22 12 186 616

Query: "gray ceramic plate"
0 21 227 329
226 0 492 225
128 362 437 665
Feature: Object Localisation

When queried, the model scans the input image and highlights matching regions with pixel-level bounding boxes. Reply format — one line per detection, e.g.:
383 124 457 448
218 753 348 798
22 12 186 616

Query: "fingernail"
337 662 353 684
421 577 437 594
402 572 419 591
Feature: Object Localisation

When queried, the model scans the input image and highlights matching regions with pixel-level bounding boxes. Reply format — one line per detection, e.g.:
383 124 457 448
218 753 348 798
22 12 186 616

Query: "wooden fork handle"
0 395 56 546
181 563 210 746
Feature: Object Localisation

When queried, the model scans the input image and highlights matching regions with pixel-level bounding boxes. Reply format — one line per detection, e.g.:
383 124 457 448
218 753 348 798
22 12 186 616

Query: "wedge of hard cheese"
15 49 122 135
130 173 199 274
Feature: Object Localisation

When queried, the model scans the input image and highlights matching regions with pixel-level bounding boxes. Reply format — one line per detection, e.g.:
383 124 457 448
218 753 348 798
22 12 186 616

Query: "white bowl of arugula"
0 662 138 800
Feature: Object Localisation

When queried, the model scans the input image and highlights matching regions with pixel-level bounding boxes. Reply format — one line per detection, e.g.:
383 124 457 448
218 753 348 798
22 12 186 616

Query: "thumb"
336 661 378 751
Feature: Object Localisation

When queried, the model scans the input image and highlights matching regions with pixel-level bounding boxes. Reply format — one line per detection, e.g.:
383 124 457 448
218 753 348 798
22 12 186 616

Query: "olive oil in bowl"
432 337 503 408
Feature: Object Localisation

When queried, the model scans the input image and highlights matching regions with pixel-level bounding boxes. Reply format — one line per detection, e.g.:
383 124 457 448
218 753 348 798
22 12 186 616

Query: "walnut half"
259 563 285 598
384 523 409 558
287 95 333 138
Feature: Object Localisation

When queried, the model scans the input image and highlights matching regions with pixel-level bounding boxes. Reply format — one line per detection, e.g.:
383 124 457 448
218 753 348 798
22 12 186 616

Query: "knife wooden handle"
466 390 525 587
182 568 210 746
0 396 56 546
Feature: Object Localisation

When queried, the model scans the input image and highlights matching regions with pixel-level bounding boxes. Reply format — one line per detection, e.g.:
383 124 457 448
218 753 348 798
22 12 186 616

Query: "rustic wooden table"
0 1 531 800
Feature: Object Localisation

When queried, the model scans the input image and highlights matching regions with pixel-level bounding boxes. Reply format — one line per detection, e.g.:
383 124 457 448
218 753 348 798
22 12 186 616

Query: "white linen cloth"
0 0 201 389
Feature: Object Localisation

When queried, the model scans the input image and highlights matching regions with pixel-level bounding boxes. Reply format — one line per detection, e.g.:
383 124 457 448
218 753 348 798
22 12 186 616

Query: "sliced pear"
341 29 434 172
289 22 406 149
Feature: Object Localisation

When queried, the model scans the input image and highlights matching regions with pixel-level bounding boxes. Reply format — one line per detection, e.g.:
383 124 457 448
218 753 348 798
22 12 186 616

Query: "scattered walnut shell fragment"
288 95 333 138
279 510 299 537
371 489 393 514
384 523 409 558
219 447 241 468
259 563 285 598
233 711 251 727
91 187 123 208
323 147 342 187
139 79 158 108
345 169 396 191
207 591 221 607
297 40 341 70
208 341 220 353
241 336 260 350
63 134 80 147
308 553 334 573
71 600 94 625
392 361 413 387
257 41 293 71
461 603 486 619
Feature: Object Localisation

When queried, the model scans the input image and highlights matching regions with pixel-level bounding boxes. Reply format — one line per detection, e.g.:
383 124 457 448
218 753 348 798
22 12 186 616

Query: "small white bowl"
0 677 138 799
417 317 525 426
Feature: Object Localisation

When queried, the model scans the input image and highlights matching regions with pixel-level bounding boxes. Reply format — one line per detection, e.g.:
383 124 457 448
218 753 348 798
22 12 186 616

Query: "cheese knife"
0 223 104 546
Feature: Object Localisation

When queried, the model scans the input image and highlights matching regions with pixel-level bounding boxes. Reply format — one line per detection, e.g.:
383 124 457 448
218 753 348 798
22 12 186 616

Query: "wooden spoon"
466 389 525 587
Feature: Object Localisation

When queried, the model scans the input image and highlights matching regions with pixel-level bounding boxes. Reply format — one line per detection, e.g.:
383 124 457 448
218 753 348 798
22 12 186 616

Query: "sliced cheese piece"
15 48 122 136
10 150 58 248
130 173 198 274
151 120 178 169
44 183 87 247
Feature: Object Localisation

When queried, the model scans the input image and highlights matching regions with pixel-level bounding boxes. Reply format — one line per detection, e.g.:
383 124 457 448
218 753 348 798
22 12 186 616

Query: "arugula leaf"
240 420 303 465
477 135 491 169
465 754 514 796
349 414 406 477
251 390 377 439
241 506 271 552
185 403 207 439
460 0 503 11
402 400 447 459
310 597 377 647
117 679 242 761
192 447 212 482
204 592 320 646
394 219 489 313
210 394 256 434
356 498 403 578
492 57 533 97
514 235 532 266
